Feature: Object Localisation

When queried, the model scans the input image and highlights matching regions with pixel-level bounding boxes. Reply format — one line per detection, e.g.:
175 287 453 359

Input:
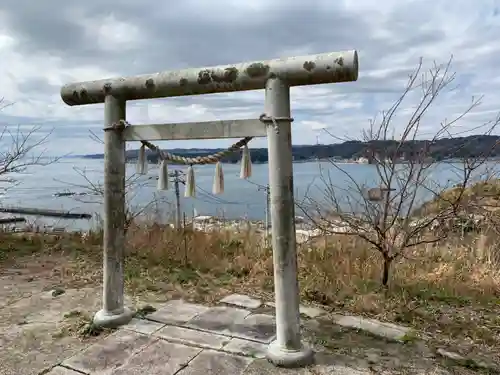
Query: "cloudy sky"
0 0 499 155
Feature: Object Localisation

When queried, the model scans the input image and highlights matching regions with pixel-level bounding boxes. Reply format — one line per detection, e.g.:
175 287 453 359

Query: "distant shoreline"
79 156 500 166
80 134 500 164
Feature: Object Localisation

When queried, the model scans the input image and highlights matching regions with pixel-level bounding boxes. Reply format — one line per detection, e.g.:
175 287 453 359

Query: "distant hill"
83 135 500 164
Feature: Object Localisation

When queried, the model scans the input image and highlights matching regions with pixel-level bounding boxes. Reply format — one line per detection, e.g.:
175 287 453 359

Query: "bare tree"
56 132 170 232
66 168 166 231
0 98 59 194
301 57 500 286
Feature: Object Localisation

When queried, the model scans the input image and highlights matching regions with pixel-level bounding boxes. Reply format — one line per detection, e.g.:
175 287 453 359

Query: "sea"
0 158 495 232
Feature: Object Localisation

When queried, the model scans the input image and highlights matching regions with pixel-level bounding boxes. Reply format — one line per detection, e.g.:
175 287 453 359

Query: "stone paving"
52 299 270 374
44 295 370 375
2 284 492 374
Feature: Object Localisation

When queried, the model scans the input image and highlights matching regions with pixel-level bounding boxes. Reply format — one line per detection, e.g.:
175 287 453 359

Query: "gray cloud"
0 0 499 154
1 0 442 74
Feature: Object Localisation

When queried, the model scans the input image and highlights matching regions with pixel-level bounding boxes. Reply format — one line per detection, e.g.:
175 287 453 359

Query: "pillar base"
266 340 314 368
93 307 134 329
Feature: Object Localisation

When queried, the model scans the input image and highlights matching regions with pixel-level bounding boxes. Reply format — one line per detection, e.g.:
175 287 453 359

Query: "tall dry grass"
115 224 500 313
1 223 499 346
118 224 500 346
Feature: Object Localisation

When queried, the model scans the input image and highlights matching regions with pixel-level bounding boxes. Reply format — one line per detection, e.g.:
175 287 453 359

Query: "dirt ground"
0 250 498 374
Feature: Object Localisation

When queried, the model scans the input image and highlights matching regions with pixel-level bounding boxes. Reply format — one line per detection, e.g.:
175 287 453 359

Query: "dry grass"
417 178 500 215
1 224 499 358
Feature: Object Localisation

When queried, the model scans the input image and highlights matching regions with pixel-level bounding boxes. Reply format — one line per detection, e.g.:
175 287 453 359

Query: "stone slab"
155 325 231 350
147 300 210 325
223 338 267 358
231 313 276 343
123 318 165 335
45 367 84 375
299 305 326 318
242 357 371 374
265 301 326 318
220 294 262 309
176 349 253 375
188 307 274 343
62 330 153 374
333 315 411 342
188 307 275 343
107 339 202 375
436 348 465 361
187 306 251 334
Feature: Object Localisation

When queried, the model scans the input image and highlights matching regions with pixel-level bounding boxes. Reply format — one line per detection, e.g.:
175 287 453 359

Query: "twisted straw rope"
117 120 253 165
141 136 253 165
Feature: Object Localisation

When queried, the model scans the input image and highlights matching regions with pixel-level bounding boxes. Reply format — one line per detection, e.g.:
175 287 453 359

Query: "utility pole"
258 184 270 246
171 170 183 229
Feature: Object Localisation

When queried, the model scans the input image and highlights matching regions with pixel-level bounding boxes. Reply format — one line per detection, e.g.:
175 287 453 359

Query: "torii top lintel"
60 50 358 106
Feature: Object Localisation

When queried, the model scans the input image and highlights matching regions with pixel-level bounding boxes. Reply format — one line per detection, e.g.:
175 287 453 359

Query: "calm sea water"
0 158 495 231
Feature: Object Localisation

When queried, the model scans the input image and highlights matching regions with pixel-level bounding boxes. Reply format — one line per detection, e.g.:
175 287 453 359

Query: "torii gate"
60 50 359 367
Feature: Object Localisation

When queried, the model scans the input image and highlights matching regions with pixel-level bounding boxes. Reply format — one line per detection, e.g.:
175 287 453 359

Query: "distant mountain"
82 135 500 164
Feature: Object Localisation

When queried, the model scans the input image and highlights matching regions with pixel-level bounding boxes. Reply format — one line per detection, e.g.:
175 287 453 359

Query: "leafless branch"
0 99 60 194
52 129 172 230
299 57 500 286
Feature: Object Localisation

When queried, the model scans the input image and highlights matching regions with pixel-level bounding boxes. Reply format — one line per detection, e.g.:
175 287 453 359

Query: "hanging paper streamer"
157 159 169 191
184 165 196 197
240 144 252 179
212 161 224 195
136 144 148 175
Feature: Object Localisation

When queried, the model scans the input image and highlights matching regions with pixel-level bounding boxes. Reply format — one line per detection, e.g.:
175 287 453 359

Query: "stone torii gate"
60 50 359 367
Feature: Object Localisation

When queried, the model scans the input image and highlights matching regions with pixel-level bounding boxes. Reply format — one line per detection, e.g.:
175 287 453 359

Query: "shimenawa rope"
112 115 292 196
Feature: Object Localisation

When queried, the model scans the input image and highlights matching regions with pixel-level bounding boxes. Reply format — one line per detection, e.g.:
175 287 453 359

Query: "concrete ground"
0 259 491 374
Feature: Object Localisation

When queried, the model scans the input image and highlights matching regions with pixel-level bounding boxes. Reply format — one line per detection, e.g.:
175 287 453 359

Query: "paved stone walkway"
45 297 369 375
0 268 489 375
